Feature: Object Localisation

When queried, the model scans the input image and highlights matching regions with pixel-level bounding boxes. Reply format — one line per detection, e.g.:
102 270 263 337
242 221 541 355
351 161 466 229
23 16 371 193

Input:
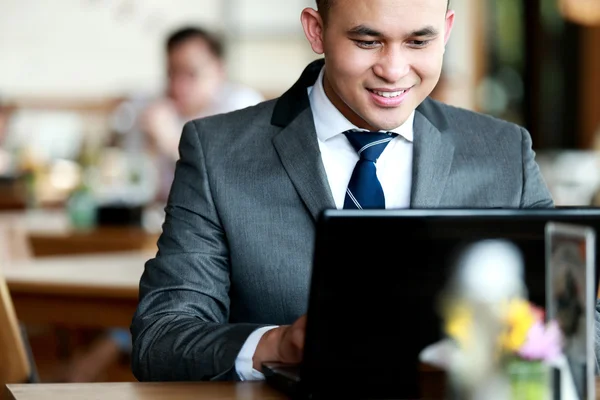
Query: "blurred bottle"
16 145 44 208
66 181 96 231
66 136 100 230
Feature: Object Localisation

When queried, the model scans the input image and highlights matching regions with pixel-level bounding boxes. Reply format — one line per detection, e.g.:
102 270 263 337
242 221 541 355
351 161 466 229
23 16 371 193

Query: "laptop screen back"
300 208 600 399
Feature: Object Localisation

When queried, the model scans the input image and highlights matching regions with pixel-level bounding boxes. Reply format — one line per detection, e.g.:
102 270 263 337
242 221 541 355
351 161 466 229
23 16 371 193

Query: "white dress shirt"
310 67 414 209
235 67 415 380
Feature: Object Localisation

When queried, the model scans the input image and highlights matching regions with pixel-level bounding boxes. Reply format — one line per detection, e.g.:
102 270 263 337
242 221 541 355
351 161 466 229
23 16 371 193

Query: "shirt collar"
308 67 414 143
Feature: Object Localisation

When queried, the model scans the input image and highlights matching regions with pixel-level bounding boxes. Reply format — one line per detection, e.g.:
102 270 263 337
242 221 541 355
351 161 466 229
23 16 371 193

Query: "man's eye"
409 40 431 48
354 40 380 49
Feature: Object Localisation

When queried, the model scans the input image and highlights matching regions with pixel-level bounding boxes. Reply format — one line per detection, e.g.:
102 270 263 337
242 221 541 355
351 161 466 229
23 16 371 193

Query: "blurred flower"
500 299 536 352
444 303 472 348
517 320 562 362
443 297 563 364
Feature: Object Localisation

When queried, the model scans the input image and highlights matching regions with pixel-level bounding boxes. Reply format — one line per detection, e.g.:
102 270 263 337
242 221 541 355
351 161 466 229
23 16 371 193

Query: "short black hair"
165 26 224 59
316 0 451 22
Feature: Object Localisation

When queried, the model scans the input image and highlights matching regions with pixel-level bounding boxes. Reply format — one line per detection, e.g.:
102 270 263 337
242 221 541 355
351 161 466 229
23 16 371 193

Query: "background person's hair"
165 26 224 59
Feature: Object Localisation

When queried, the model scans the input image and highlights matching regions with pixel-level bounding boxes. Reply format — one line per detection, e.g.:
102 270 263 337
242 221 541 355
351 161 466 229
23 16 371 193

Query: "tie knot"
343 129 396 162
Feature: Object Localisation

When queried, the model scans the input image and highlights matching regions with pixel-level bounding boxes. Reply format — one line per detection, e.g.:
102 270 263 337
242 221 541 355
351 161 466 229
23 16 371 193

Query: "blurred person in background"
60 26 263 383
141 26 264 202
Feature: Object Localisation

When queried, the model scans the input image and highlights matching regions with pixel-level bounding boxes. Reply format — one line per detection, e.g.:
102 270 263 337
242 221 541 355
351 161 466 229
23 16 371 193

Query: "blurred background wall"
0 0 599 208
0 0 315 99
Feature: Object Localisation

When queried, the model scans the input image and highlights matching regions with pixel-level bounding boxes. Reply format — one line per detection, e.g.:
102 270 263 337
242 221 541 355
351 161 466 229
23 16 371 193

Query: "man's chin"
365 116 411 131
361 105 415 130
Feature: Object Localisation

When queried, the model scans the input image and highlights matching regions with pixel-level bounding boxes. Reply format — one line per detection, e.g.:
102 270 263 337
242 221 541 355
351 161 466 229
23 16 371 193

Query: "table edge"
4 384 17 400
7 281 139 299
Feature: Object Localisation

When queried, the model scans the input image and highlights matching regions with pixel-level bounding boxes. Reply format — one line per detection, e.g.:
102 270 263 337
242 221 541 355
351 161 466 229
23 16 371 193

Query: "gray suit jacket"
131 59 556 382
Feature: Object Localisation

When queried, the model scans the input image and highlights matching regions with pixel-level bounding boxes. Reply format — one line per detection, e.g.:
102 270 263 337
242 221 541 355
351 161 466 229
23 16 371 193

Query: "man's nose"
372 46 411 83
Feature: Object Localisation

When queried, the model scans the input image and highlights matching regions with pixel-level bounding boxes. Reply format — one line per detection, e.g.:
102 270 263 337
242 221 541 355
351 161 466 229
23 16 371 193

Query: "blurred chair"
0 262 37 387
0 213 38 389
0 213 132 383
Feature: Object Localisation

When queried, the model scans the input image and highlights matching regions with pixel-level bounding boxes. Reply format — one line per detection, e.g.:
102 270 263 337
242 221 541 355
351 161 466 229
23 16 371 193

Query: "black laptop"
263 208 600 400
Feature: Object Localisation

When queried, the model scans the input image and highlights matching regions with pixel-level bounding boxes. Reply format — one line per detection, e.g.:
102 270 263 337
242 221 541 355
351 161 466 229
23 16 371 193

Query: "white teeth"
372 90 406 98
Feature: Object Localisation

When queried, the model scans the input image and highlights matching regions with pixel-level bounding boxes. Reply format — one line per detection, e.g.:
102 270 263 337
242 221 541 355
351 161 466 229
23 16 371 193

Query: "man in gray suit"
131 0 558 382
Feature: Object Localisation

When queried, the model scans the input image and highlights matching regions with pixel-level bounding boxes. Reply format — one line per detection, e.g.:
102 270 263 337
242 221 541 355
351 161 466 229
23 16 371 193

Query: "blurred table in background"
4 252 146 328
11 208 162 256
0 176 27 211
28 226 159 257
0 207 162 382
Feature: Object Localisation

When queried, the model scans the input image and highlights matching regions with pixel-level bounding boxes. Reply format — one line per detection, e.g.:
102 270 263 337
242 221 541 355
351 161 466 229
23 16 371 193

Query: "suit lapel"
271 60 457 213
410 100 455 207
273 108 335 221
271 59 335 220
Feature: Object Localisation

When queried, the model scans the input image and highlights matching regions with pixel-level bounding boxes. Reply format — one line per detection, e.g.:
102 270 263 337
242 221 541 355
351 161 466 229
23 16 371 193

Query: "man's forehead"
327 0 449 7
329 0 447 33
328 0 448 17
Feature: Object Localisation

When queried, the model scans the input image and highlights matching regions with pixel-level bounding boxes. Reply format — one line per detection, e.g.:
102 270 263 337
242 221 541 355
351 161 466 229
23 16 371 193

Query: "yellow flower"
499 299 535 352
445 304 472 347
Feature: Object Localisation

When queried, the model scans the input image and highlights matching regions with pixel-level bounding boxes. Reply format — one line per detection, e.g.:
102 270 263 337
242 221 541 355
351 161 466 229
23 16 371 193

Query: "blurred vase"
507 359 551 400
67 185 97 231
451 361 550 400
450 366 511 400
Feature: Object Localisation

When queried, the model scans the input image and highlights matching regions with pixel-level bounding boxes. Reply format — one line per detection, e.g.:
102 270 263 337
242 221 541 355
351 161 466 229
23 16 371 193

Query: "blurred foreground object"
420 240 566 400
559 0 600 25
535 150 600 206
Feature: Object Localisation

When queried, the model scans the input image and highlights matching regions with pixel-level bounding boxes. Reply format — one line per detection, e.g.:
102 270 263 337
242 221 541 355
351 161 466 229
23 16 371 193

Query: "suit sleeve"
131 121 266 382
519 127 554 208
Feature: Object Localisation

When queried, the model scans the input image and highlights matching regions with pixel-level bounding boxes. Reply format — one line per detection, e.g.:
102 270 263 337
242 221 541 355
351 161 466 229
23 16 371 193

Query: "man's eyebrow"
347 25 440 38
347 25 384 37
410 26 439 37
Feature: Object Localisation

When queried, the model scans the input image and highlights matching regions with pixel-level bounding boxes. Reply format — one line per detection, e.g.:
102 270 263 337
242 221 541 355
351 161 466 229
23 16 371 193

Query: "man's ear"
301 8 325 54
443 9 455 46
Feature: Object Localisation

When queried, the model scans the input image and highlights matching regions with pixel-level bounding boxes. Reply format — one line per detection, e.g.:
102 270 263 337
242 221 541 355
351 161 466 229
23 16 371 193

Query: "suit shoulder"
424 97 524 135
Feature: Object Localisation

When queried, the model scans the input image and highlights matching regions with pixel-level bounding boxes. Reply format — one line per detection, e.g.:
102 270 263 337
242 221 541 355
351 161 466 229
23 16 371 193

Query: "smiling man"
131 0 556 383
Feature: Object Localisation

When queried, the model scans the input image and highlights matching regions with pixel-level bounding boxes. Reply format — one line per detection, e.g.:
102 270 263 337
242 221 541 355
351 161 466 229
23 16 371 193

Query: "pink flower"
517 320 563 362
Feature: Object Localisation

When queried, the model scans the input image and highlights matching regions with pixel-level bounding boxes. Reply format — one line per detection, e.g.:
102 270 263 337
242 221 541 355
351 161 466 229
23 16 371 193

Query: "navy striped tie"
343 129 396 209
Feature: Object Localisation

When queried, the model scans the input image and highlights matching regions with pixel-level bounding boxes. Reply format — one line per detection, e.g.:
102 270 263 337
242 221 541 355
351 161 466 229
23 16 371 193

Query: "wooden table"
3 382 286 400
4 252 147 328
0 178 26 211
28 227 159 257
0 208 161 257
5 380 600 400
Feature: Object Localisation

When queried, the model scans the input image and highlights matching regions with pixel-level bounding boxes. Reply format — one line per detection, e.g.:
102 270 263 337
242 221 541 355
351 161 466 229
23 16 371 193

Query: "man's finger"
294 314 307 329
291 320 306 349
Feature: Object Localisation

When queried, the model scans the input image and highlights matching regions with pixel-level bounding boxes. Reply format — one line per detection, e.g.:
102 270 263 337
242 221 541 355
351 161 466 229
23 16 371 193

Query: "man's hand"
252 315 307 371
